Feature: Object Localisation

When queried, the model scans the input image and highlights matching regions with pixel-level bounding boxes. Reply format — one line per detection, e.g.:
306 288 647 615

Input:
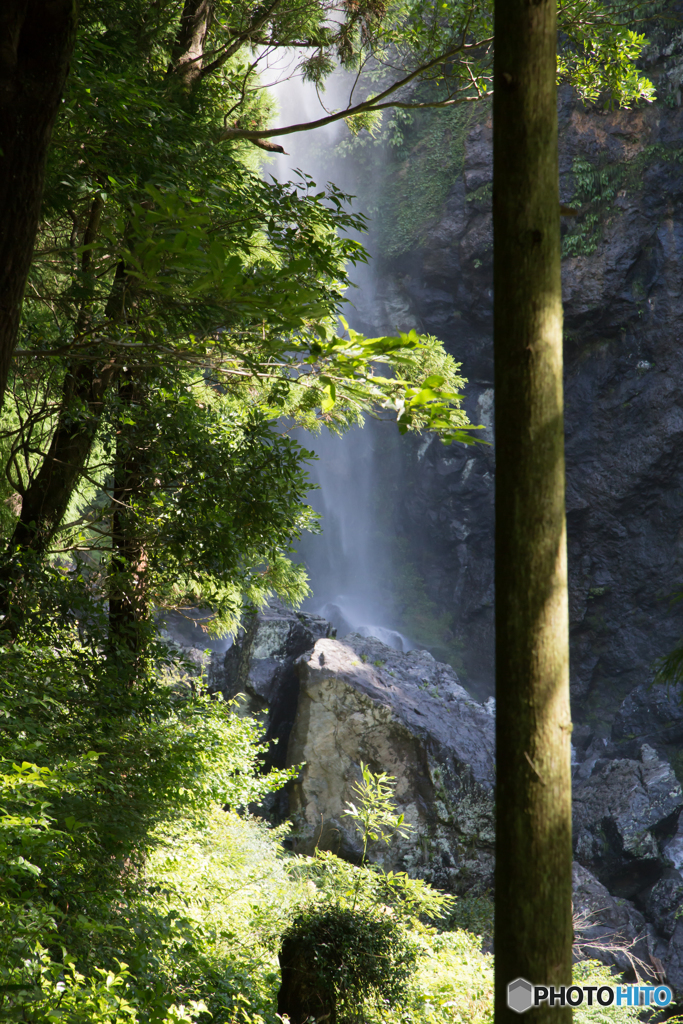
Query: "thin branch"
220 38 492 141
198 0 290 81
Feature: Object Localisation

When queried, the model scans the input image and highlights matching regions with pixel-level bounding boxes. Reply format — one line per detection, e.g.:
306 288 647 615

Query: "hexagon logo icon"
508 978 534 1013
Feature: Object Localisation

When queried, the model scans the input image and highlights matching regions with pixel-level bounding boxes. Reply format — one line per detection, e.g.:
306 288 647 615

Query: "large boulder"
286 632 495 894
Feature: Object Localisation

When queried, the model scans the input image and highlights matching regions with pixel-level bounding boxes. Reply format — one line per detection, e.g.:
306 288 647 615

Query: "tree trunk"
0 260 127 630
0 0 78 411
108 379 147 663
169 0 213 87
492 0 573 1020
9 363 114 556
277 934 337 1024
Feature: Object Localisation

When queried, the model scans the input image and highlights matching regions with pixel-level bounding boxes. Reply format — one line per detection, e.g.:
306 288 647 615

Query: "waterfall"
295 421 414 652
266 62 416 652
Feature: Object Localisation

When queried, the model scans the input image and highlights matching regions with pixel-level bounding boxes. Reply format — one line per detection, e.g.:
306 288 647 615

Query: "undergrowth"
0 620 669 1022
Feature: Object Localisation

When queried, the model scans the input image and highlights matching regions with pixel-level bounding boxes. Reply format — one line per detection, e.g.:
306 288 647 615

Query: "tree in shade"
0 0 77 408
492 0 573 1020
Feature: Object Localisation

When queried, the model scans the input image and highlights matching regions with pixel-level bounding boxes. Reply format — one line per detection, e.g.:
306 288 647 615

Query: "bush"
278 906 421 1024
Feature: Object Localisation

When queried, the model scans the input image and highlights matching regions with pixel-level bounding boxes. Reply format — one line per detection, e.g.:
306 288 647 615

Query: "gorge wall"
347 29 683 730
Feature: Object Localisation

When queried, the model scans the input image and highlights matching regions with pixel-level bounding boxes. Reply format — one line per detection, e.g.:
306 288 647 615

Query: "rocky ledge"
208 601 683 996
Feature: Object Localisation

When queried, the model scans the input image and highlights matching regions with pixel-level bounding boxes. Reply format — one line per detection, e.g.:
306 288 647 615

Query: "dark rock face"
572 743 682 897
612 682 683 756
357 74 683 719
208 600 334 766
646 875 683 940
571 737 683 992
572 862 655 974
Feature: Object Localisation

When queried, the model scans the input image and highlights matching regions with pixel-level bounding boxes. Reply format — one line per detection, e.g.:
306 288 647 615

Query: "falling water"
266 61 416 651
295 421 415 652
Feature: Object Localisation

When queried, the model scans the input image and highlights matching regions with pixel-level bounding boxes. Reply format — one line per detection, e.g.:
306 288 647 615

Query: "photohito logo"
507 979 673 1013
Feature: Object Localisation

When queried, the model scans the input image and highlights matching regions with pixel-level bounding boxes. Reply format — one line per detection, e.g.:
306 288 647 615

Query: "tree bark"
108 379 147 661
492 0 573 1021
4 256 126 557
0 0 78 411
170 0 213 87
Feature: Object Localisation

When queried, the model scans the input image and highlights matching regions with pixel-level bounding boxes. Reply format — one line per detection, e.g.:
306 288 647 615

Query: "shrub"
278 906 421 1023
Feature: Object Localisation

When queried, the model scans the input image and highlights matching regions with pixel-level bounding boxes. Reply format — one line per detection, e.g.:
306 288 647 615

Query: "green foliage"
103 384 319 635
281 906 422 1021
562 156 624 257
563 144 683 259
343 760 414 854
557 29 655 107
0 617 299 1022
300 848 454 925
214 0 655 149
442 894 494 943
0 685 663 1024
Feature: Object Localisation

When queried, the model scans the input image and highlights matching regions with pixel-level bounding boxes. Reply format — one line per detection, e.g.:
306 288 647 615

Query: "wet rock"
208 600 334 766
287 632 495 894
572 744 683 897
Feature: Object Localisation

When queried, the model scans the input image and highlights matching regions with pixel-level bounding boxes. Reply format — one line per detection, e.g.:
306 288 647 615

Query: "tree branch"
220 38 492 141
198 0 290 81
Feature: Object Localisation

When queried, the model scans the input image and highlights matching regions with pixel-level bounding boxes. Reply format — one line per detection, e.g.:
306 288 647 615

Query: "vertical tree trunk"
0 258 126 630
8 242 122 558
169 0 213 87
8 367 113 558
0 0 77 410
492 0 573 1020
109 379 147 664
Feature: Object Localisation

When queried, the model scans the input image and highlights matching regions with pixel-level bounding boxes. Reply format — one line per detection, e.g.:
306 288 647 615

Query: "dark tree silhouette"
0 1 77 408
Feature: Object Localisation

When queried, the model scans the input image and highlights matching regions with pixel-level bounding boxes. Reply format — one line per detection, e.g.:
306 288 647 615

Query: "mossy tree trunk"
492 0 573 1021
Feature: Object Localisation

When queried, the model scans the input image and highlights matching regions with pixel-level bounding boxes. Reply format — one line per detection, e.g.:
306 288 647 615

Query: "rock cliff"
352 35 683 727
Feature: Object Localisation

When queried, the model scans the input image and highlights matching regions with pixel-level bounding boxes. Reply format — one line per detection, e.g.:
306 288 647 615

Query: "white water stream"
266 64 415 651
